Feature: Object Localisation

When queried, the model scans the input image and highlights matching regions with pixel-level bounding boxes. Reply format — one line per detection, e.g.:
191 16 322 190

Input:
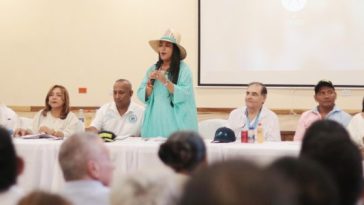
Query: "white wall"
0 0 363 110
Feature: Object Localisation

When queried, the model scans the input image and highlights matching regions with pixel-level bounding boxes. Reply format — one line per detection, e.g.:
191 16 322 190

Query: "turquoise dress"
137 61 198 138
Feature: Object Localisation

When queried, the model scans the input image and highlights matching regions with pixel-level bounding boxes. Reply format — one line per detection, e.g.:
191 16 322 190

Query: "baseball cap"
315 80 335 94
98 131 116 142
212 127 236 143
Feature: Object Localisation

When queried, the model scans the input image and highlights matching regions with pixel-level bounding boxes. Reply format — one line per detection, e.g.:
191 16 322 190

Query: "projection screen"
198 0 364 87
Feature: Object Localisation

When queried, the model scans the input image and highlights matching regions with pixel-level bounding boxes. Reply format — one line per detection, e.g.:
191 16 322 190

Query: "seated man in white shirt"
86 79 144 139
227 82 281 141
0 104 18 133
58 132 114 205
0 126 24 205
347 97 364 148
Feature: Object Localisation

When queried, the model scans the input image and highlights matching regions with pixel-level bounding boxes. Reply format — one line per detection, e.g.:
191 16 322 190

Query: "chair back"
19 117 33 129
198 119 227 139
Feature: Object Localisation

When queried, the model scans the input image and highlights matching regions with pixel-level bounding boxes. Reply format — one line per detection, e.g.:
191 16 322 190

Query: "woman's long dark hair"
155 43 181 84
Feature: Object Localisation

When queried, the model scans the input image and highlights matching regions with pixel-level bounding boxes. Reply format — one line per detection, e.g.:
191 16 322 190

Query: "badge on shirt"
128 114 137 123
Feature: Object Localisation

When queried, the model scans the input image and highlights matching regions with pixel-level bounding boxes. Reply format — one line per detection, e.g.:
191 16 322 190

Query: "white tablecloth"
14 138 301 192
207 140 300 165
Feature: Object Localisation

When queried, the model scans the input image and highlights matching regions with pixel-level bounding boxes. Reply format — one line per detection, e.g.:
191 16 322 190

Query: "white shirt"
61 180 110 205
0 104 18 131
31 110 83 138
347 113 364 148
0 186 23 205
90 101 144 139
227 106 281 141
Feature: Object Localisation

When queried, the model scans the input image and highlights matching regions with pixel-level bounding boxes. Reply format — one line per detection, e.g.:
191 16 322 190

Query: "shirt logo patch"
128 114 137 123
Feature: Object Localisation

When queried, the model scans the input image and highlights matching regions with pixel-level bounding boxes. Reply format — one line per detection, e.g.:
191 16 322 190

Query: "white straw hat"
149 29 187 60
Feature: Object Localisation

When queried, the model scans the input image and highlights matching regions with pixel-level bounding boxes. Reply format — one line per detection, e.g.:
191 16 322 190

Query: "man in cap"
59 132 114 205
86 79 144 139
294 80 351 141
227 82 281 141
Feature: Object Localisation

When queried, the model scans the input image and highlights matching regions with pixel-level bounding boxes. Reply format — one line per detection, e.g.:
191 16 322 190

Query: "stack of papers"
21 134 61 140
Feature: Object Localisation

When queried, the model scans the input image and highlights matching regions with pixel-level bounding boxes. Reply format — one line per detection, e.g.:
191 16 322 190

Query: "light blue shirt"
61 180 110 205
313 106 352 127
294 105 352 140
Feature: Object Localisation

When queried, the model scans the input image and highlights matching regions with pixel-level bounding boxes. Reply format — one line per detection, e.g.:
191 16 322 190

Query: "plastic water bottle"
78 109 85 124
248 127 255 143
7 128 13 136
84 110 93 127
256 123 264 144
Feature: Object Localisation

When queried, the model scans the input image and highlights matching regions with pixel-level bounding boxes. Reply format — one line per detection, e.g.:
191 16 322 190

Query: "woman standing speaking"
137 29 198 138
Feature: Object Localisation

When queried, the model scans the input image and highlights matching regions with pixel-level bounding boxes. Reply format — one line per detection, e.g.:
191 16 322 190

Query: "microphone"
150 78 156 86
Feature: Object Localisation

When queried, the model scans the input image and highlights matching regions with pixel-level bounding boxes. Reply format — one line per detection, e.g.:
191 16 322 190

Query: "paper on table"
142 137 167 142
21 134 61 140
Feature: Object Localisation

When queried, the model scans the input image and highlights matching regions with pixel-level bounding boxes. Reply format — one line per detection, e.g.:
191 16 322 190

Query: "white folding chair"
19 117 33 129
198 119 227 139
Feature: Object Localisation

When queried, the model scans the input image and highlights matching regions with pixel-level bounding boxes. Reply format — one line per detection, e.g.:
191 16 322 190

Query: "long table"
14 138 301 192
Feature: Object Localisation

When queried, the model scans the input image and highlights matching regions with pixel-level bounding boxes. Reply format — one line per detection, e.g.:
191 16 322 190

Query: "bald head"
58 132 108 182
115 79 132 89
113 79 133 110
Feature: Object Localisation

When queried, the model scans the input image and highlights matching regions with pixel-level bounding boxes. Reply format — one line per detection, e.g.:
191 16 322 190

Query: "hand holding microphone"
147 70 168 97
149 70 158 85
147 70 159 97
156 70 167 82
149 70 167 85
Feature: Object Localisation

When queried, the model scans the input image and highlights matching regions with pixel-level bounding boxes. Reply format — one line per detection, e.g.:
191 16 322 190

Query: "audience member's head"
300 120 363 205
58 132 114 186
362 96 364 112
0 125 24 192
111 168 184 205
179 159 295 205
17 191 72 205
267 156 339 205
42 84 70 119
158 131 206 174
113 79 133 109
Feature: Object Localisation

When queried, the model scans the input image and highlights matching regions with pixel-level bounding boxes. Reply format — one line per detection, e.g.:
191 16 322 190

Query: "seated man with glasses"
294 80 352 141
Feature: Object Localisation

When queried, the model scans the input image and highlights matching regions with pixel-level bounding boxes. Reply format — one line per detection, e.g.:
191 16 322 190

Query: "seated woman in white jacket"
347 97 364 148
14 85 83 139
